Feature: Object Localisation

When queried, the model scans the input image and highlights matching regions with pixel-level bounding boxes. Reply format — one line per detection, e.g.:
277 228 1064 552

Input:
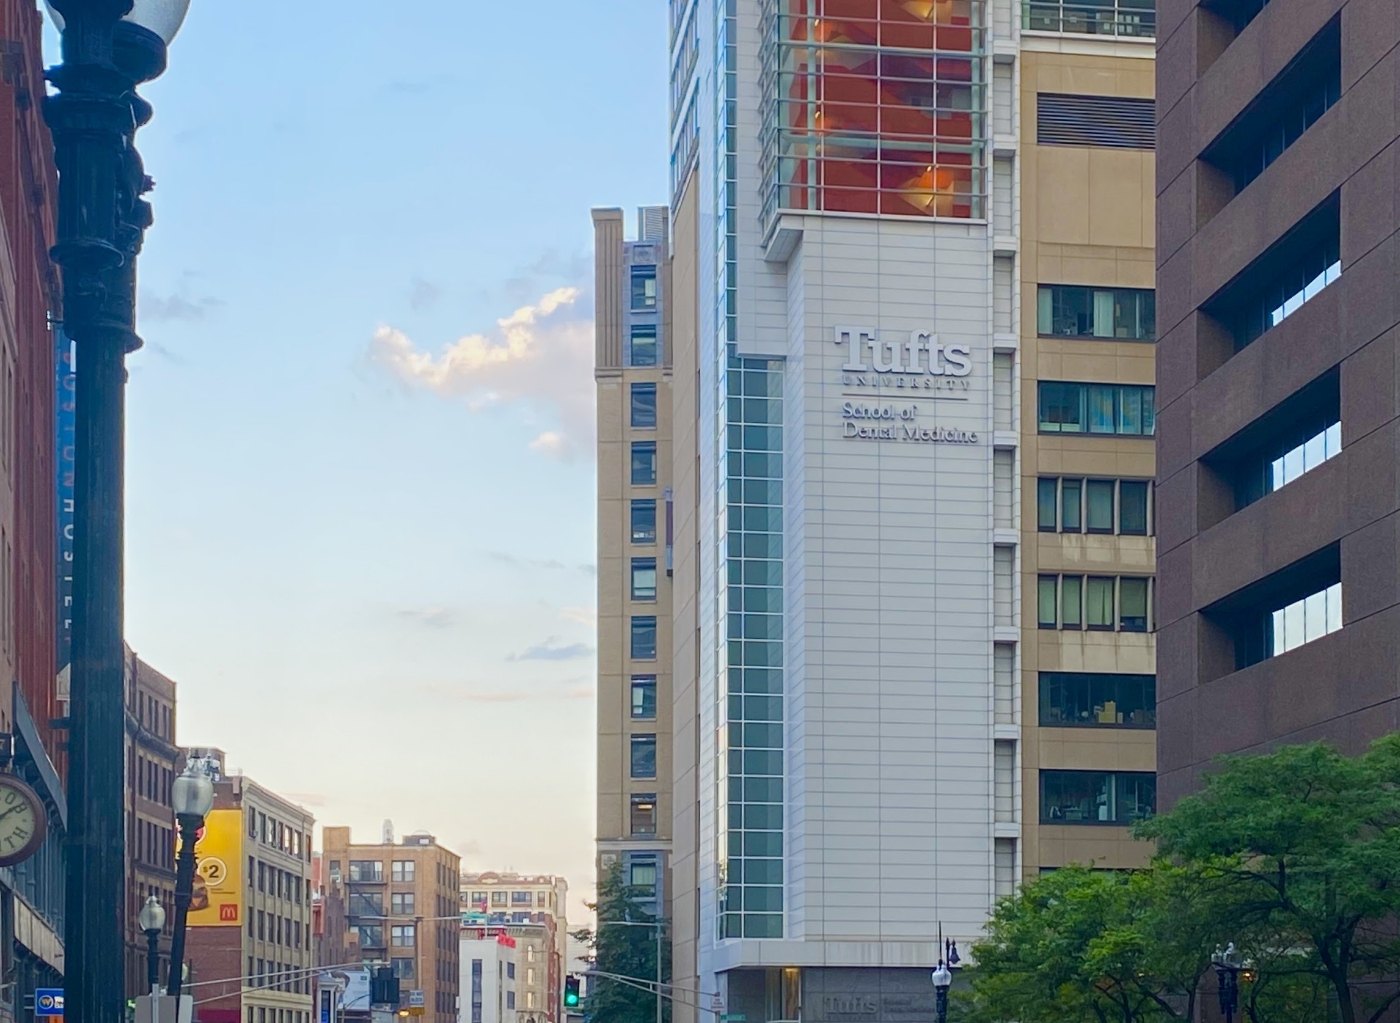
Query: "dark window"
1120 577 1150 631
1205 19 1340 191
392 958 415 979
1037 285 1155 340
1037 93 1155 149
631 500 657 544
1038 382 1155 436
1062 478 1082 530
631 441 658 485
631 267 658 310
631 558 658 601
630 793 658 835
630 326 658 367
630 735 658 778
1120 481 1149 535
631 616 658 660
1041 770 1156 824
348 860 382 882
1037 478 1057 531
631 676 658 719
631 383 658 428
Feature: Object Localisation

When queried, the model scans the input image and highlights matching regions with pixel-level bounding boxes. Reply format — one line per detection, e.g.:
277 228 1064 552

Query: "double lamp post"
40 3 190 1023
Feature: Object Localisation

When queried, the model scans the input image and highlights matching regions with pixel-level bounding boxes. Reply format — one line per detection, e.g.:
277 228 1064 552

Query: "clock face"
0 778 45 866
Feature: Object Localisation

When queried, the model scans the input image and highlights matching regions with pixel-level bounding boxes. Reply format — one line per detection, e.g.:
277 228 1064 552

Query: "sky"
44 0 668 926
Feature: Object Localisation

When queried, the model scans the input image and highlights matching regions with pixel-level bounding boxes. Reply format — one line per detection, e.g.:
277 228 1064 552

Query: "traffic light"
564 975 581 1009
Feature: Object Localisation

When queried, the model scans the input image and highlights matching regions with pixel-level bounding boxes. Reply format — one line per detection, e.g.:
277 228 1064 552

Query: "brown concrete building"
0 0 68 1009
1154 0 1400 806
593 207 673 913
321 827 461 1023
124 650 179 997
186 751 315 1023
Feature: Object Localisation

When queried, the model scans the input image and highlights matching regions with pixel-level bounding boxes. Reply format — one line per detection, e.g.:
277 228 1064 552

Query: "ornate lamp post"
138 894 167 995
167 759 214 999
40 4 190 1023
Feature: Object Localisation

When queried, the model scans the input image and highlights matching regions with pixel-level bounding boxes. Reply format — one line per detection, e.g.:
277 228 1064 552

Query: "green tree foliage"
1140 736 1400 1023
573 862 671 1023
969 737 1400 1023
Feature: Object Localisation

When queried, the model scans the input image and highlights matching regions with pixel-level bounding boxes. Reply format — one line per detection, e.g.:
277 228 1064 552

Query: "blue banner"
55 328 74 706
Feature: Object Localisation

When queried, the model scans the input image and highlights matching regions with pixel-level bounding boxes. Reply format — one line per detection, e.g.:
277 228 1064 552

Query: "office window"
630 326 658 367
1234 581 1343 668
630 735 658 779
1036 94 1155 149
631 499 657 544
355 924 383 948
1040 672 1155 728
511 890 533 905
491 891 507 906
1038 382 1155 436
631 383 658 428
1220 200 1340 351
391 861 415 883
348 860 382 882
506 963 516 980
1233 417 1341 510
631 441 658 485
391 892 415 915
1037 477 1152 535
507 994 516 1010
630 793 658 835
631 267 658 310
391 957 415 979
631 676 657 719
631 616 658 660
629 858 659 896
1038 575 1153 633
391 924 416 947
1037 285 1155 340
1041 770 1156 824
631 558 658 601
1023 0 1156 37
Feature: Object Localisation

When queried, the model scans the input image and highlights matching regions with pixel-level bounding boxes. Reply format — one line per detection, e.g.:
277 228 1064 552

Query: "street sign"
721 1015 746 1021
408 991 424 1009
35 990 64 1017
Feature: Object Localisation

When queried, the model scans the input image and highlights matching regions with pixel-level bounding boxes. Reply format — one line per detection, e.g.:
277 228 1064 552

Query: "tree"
573 862 671 1023
1139 735 1400 1023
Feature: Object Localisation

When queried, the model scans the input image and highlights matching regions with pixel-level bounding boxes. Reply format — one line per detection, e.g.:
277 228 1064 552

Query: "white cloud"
370 287 594 453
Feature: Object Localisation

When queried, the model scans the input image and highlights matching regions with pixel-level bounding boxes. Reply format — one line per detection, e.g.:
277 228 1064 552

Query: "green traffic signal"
564 975 581 1008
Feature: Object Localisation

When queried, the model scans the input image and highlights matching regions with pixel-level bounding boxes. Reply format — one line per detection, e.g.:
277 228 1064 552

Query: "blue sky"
46 0 667 922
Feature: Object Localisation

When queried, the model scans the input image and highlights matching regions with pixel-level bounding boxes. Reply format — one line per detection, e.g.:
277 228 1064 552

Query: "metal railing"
1024 0 1156 37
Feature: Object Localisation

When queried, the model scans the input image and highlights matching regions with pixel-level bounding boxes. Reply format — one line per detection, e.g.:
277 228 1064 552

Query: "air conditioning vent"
1037 93 1155 150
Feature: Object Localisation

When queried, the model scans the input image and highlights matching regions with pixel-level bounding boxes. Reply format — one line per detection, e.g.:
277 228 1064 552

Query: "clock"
0 774 46 867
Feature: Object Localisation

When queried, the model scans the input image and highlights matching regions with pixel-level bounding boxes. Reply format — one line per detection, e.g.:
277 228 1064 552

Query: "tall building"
321 826 461 1023
0 0 68 1008
593 206 675 919
459 933 518 1023
459 872 568 1023
655 1 1159 1020
1154 2 1400 803
123 650 180 997
185 750 316 1023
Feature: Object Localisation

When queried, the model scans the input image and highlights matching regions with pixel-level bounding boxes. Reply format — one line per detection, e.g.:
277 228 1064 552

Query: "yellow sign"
188 808 242 927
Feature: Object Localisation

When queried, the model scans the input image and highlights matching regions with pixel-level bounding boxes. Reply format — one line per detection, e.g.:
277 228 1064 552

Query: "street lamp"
931 961 951 1023
41 4 191 1023
167 759 215 999
138 895 167 995
1211 943 1245 1023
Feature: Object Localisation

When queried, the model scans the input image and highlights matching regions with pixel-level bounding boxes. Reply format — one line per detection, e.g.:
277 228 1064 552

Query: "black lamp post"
138 895 166 995
1211 943 1244 1023
931 961 952 1023
168 759 214 1000
40 5 188 1023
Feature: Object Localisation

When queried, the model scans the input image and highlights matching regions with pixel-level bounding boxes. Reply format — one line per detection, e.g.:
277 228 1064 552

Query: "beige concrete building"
460 872 568 1023
593 207 673 914
1018 32 1157 877
321 827 461 1023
